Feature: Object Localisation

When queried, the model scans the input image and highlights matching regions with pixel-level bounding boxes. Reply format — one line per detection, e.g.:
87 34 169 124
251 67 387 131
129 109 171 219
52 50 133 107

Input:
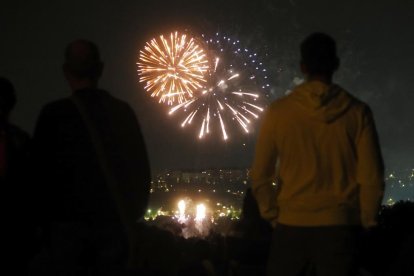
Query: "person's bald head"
63 39 103 81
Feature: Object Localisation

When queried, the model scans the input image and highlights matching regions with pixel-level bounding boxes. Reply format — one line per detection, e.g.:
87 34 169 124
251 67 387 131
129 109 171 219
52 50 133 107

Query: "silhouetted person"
226 188 272 276
227 187 272 241
30 40 151 275
360 201 414 276
0 77 33 274
251 33 384 276
239 188 273 237
0 77 30 185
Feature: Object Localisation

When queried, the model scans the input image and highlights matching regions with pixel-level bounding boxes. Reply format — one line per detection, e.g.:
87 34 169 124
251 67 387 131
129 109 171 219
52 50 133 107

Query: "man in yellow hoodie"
251 33 384 276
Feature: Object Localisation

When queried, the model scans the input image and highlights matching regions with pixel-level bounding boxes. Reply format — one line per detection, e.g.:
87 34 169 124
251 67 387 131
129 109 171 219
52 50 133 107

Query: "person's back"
0 77 31 184
251 33 384 276
257 81 383 226
34 89 149 223
31 40 150 275
0 77 34 274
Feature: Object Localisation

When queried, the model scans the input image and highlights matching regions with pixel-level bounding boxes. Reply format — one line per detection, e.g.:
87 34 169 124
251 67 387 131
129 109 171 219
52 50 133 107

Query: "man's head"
63 39 103 90
300 33 339 80
0 77 16 123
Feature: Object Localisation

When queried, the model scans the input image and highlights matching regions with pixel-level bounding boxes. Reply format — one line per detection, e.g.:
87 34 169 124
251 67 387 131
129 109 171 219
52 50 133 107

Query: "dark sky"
1 0 413 171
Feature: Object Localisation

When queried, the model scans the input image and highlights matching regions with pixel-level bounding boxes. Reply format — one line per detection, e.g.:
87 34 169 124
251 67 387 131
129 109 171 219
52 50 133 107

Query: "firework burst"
169 33 270 140
137 31 209 105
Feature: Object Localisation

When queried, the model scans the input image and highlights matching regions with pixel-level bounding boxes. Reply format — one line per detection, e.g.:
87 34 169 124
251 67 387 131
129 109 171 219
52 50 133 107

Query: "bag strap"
70 95 136 240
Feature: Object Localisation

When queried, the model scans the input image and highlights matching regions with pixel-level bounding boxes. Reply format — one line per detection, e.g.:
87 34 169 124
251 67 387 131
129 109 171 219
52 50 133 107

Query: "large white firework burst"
169 32 270 140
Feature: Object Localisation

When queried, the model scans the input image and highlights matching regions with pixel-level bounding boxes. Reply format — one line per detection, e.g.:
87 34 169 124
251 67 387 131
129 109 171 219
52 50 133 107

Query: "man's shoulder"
41 97 75 114
34 98 80 132
38 90 137 126
341 90 372 115
101 91 131 109
266 94 295 113
41 90 132 112
99 91 136 118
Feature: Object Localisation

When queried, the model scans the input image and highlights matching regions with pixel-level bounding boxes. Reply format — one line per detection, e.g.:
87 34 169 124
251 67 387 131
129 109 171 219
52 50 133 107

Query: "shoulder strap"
70 95 136 239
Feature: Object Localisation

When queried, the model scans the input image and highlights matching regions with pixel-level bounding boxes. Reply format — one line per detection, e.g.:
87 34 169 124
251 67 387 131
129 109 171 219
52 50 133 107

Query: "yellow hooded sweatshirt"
251 80 384 228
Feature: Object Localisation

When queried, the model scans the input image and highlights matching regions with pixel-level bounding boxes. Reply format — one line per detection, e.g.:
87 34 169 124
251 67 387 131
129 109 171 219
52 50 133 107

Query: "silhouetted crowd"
1 36 413 276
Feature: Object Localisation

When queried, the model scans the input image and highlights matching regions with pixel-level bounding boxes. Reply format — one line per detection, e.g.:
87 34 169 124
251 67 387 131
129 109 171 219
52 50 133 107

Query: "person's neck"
307 74 333 85
69 79 98 92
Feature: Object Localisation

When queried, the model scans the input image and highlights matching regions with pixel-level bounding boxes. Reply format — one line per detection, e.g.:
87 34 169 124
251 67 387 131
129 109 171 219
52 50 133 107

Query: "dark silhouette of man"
0 77 34 274
251 33 384 276
0 78 30 183
31 40 151 275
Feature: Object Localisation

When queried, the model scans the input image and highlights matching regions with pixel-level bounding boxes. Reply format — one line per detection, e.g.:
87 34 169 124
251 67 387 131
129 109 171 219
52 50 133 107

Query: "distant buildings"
146 167 414 220
150 168 249 195
147 168 250 220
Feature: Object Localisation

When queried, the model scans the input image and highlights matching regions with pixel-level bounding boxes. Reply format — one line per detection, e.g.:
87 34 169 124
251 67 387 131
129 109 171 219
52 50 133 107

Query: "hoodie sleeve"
251 107 278 223
356 106 385 228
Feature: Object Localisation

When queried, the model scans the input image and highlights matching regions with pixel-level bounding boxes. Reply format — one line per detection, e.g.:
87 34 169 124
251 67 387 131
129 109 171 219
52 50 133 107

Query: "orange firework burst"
137 31 209 105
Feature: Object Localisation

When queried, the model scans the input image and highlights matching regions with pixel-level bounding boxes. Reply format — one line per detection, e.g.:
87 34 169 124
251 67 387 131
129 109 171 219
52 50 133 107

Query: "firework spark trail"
199 119 206 138
206 108 210 134
181 112 194 127
241 106 259 118
217 100 224 110
244 102 264 111
232 92 259 98
169 99 195 115
227 73 239 80
188 110 198 124
214 57 220 73
225 103 250 133
218 112 228 140
138 31 209 105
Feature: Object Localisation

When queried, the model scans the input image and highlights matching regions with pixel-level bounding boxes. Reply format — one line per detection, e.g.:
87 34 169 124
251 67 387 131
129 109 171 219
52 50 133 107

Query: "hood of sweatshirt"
290 80 353 123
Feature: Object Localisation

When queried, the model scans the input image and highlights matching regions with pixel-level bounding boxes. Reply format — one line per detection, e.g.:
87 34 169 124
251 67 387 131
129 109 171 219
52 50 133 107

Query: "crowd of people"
1 34 413 276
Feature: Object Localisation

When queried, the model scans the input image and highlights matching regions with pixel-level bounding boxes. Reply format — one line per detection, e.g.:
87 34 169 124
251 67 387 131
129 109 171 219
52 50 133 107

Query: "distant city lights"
145 168 413 226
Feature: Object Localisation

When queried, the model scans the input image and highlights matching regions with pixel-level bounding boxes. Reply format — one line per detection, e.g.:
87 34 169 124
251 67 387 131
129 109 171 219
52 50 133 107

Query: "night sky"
1 0 413 171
